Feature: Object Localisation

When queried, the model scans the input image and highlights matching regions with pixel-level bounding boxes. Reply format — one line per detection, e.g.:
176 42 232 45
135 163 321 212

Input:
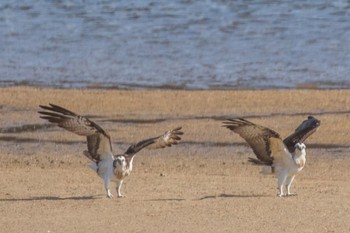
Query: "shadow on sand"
197 193 270 200
0 195 100 202
146 198 186 202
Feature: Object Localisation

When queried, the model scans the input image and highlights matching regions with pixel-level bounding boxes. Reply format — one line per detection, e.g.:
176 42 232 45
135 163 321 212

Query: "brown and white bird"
38 104 183 198
223 117 320 197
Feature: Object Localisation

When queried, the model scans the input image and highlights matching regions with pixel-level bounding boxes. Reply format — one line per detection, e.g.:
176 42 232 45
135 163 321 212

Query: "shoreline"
2 81 350 90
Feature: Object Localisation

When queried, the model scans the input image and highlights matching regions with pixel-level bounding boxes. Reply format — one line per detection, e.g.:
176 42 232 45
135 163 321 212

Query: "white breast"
292 149 306 172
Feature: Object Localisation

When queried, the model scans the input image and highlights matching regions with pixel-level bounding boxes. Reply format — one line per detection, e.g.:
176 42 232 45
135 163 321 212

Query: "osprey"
39 104 183 198
223 116 320 197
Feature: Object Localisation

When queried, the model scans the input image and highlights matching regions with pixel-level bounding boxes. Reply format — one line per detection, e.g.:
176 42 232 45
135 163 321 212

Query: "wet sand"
0 87 349 233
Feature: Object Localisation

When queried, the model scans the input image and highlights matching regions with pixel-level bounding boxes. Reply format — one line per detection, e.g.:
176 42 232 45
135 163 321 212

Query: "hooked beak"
113 157 125 168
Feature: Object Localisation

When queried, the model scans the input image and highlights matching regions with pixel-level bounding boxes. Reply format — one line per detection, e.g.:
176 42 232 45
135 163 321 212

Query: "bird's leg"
116 180 126 198
104 177 113 199
277 172 288 197
106 189 113 199
285 175 297 196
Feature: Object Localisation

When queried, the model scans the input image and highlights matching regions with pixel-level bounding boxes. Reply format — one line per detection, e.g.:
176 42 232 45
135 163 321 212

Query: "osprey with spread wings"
39 104 183 198
223 116 320 197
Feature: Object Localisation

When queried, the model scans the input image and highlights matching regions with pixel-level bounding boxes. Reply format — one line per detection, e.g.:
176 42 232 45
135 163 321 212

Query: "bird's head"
295 142 306 152
113 155 127 172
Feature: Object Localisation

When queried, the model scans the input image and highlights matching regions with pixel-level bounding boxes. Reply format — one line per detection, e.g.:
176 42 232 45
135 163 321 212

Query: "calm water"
1 0 350 90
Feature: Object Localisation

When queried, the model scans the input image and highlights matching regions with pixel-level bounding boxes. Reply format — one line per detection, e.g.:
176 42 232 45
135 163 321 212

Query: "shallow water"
1 0 350 89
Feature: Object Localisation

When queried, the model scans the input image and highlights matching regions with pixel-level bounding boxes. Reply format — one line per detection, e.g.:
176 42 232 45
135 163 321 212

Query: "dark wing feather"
248 157 266 165
283 116 320 153
39 104 108 136
223 118 284 165
124 127 183 158
38 104 112 161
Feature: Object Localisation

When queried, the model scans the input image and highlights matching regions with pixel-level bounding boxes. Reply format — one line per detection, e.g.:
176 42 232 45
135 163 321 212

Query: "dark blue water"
1 0 350 90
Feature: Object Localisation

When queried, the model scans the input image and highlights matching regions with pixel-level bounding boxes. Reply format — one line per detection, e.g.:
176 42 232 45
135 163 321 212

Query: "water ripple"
0 0 349 89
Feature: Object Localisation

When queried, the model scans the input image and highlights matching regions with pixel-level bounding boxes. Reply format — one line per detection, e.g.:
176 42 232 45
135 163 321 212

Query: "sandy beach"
0 87 349 233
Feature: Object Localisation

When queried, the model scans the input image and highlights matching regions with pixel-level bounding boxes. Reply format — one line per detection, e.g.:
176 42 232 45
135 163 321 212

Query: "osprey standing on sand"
38 104 183 198
223 116 320 197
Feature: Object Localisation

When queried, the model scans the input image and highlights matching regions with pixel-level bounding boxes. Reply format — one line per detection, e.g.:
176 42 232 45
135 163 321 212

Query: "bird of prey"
223 117 320 197
38 104 183 198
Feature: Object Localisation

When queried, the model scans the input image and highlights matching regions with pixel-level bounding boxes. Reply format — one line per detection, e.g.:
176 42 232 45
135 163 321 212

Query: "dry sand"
0 87 349 233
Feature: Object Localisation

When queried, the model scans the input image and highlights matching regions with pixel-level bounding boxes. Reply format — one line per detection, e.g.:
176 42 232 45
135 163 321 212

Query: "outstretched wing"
38 103 113 161
283 116 320 153
124 127 183 158
223 118 286 165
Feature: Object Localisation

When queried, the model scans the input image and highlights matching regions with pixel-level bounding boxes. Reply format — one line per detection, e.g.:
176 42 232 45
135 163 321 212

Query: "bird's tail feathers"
84 151 99 171
248 157 266 165
248 157 265 165
89 162 98 171
83 150 98 163
247 157 275 174
260 166 275 174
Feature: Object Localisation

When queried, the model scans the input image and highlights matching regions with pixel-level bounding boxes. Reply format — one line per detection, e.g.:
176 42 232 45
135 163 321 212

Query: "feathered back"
38 104 113 161
223 118 285 165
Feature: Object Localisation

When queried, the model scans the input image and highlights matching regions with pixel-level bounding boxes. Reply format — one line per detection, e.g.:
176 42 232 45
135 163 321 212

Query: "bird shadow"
0 195 100 202
146 198 186 202
197 193 270 200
